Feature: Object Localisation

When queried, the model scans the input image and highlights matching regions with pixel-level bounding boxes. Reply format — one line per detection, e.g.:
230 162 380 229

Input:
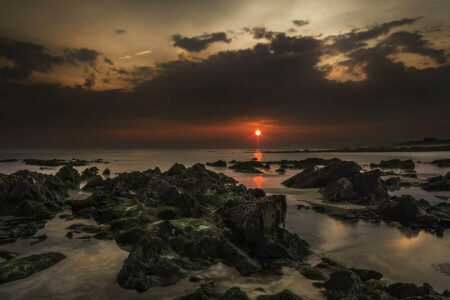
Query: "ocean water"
0 149 449 299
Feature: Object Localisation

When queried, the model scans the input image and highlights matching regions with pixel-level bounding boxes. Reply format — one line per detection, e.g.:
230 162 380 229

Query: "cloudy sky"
0 0 449 149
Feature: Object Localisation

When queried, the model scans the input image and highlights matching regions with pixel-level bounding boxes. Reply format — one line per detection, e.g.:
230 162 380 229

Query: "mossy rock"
350 268 383 281
157 207 179 220
0 252 65 284
117 226 147 245
206 160 227 167
110 217 140 231
364 279 385 292
82 175 104 191
102 168 111 176
256 289 303 299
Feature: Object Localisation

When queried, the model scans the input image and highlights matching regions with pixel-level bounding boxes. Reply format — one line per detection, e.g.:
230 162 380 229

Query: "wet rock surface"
61 163 310 292
370 159 415 170
0 252 65 284
0 170 67 244
423 172 450 191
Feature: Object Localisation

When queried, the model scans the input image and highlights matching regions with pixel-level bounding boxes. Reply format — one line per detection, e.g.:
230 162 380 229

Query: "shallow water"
0 149 449 298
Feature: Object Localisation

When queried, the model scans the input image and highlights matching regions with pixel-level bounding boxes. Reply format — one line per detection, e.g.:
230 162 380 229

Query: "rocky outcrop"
282 161 361 188
0 252 65 284
377 195 436 226
56 165 80 189
0 170 67 244
206 160 227 167
423 172 450 191
70 163 311 292
370 159 415 170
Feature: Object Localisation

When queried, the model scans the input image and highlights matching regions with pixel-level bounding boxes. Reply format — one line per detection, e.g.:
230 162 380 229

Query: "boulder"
370 159 415 170
56 165 80 189
386 282 444 299
319 178 355 202
282 161 361 188
206 160 227 167
323 270 364 295
377 195 436 226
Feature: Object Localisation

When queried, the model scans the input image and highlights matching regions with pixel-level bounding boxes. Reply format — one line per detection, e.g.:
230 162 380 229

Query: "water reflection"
253 151 262 162
253 175 263 189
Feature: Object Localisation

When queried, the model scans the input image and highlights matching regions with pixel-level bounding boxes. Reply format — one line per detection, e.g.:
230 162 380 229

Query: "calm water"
0 149 449 299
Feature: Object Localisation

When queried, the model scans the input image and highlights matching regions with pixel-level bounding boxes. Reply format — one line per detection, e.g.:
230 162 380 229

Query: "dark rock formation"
282 161 361 188
0 252 65 284
206 160 227 167
430 159 450 168
377 195 436 226
229 161 264 173
423 172 450 191
370 159 415 170
55 165 80 189
324 270 364 295
80 166 99 181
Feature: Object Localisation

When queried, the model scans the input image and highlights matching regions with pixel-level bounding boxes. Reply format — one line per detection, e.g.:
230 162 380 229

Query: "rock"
229 161 264 174
166 163 187 176
350 268 383 281
206 160 227 167
229 195 287 248
221 287 251 300
275 168 286 173
323 270 364 295
423 172 450 191
256 290 303 300
157 207 178 220
319 170 388 205
430 159 450 168
298 265 329 280
386 282 444 299
56 165 80 189
82 175 104 191
102 168 111 176
0 250 19 260
377 195 436 226
370 159 415 170
384 177 401 190
319 178 355 202
81 166 99 180
248 188 266 198
282 161 361 188
189 275 202 282
363 279 386 292
0 252 65 284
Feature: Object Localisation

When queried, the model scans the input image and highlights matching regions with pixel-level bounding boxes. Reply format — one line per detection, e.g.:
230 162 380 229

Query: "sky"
0 0 449 149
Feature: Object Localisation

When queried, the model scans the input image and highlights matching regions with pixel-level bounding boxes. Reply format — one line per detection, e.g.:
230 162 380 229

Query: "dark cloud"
0 21 448 148
83 72 95 89
381 31 447 63
172 32 231 52
115 29 126 34
104 57 114 65
113 67 129 75
328 17 420 53
244 27 275 40
64 47 101 68
292 19 309 27
0 37 64 80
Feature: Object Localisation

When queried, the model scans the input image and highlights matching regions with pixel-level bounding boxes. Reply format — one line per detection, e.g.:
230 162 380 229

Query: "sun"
255 130 261 136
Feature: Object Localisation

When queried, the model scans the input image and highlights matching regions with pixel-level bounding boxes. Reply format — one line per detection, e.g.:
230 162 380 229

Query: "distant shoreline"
251 144 450 153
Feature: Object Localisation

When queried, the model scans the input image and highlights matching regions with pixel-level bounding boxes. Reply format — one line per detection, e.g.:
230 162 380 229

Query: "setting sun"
255 130 261 136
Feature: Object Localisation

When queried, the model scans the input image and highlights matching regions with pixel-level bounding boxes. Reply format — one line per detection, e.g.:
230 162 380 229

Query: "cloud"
292 19 309 27
64 47 101 67
135 50 152 56
244 27 275 40
0 37 64 80
104 57 114 65
0 19 448 148
381 31 447 63
327 17 421 53
83 72 95 89
118 55 132 59
115 29 126 34
172 32 231 52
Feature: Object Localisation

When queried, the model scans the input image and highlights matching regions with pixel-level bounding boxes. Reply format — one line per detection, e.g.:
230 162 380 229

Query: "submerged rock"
229 161 264 173
423 172 450 191
0 252 65 284
323 270 364 295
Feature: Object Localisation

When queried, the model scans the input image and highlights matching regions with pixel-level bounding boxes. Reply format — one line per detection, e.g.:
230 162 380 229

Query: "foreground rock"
301 257 449 300
206 160 227 167
0 170 68 244
64 163 310 292
0 252 65 284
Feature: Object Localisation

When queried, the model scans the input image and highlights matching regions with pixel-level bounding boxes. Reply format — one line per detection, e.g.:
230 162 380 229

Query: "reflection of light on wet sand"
253 152 262 161
253 175 263 189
